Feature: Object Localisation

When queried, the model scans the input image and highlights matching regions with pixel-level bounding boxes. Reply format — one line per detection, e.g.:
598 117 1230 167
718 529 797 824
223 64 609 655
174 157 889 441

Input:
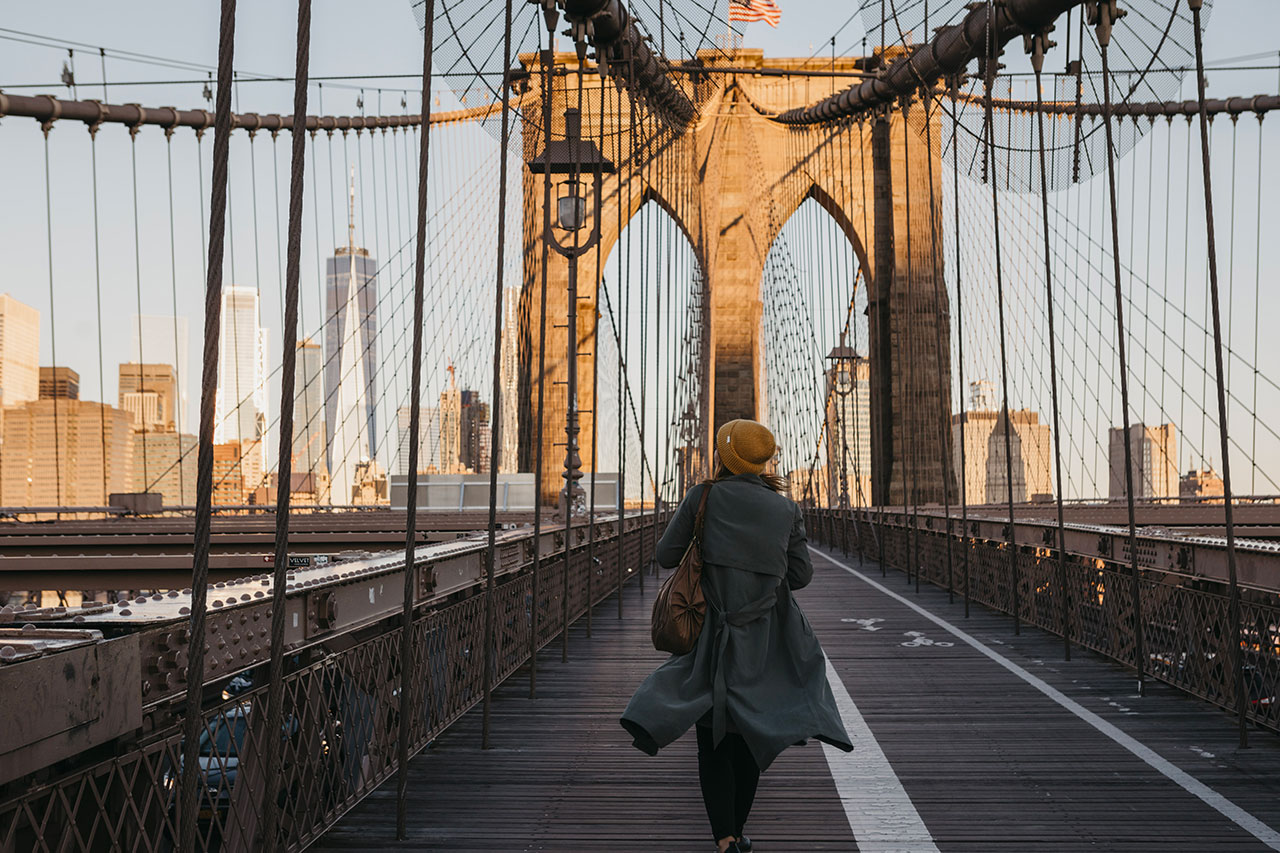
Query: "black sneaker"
738 837 753 853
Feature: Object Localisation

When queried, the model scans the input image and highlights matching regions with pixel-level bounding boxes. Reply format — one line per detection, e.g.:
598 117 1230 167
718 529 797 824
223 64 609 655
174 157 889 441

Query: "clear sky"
0 1 1276 498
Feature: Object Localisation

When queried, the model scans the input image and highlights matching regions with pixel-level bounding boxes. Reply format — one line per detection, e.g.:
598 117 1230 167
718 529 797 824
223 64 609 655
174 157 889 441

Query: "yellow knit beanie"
715 419 776 476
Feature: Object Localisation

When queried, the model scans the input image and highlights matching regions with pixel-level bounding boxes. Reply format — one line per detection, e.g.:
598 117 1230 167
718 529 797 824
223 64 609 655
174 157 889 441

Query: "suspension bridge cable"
179 0 236 846
396 0 437 835
260 2 311 846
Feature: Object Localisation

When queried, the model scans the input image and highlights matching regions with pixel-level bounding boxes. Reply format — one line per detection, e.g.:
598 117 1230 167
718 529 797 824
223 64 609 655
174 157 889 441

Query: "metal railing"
804 506 1280 733
0 513 661 852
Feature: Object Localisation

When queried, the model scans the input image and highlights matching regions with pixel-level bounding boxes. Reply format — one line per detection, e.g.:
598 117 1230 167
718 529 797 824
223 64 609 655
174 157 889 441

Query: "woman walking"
621 419 853 853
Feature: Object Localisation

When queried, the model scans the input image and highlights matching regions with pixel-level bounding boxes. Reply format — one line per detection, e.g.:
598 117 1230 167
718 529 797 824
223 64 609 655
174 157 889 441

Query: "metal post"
1029 33 1073 661
1094 0 1145 694
179 3 235 849
1188 0 1250 747
481 0 517 751
980 13 1021 634
260 2 311 847
396 0 437 835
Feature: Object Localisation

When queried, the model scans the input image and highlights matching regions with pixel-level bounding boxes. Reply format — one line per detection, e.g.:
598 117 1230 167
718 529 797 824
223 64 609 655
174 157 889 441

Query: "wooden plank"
317 547 1280 852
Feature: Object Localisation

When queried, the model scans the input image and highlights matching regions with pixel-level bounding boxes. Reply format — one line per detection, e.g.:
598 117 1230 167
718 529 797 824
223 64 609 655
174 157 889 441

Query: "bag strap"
691 482 713 544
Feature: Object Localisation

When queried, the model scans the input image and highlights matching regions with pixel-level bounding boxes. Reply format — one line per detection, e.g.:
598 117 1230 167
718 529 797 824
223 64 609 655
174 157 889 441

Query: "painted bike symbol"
900 631 953 648
840 617 885 631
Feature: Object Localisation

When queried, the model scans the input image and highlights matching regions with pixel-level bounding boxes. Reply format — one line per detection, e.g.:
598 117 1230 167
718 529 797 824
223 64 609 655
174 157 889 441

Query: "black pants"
696 725 761 841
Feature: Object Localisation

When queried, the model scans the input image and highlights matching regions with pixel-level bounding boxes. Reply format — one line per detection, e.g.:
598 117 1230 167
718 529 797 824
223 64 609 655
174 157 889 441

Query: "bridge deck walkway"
317 546 1280 852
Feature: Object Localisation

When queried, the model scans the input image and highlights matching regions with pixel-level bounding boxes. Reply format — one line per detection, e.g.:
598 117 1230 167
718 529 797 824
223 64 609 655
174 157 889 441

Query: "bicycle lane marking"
812 546 1280 852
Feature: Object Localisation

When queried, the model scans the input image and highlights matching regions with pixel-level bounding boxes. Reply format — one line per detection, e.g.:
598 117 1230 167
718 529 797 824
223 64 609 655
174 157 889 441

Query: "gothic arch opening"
760 194 871 507
595 197 705 505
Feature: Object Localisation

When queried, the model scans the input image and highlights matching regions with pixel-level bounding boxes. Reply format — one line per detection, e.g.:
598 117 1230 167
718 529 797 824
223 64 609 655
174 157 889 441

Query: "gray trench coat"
620 474 853 770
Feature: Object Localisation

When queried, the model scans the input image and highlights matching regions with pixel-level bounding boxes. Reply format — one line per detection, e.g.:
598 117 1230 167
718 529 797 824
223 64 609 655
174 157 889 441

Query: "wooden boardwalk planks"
317 546 1280 852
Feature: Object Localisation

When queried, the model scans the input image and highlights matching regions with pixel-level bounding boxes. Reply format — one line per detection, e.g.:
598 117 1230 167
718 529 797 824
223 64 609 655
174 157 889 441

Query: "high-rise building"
291 339 327 483
133 430 198 506
824 348 871 507
39 366 80 400
211 441 246 506
214 287 268 473
969 379 998 413
0 294 41 496
327 255 372 504
438 366 463 474
952 408 1052 504
397 405 442 475
131 314 189 433
1109 423 1178 499
460 389 491 474
497 286 520 473
1180 467 1224 502
118 363 178 431
325 171 379 474
1 397 134 507
0 294 40 408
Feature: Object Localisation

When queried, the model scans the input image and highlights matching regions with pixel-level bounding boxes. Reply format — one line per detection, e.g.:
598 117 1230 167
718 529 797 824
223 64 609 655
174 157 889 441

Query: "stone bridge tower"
518 49 955 508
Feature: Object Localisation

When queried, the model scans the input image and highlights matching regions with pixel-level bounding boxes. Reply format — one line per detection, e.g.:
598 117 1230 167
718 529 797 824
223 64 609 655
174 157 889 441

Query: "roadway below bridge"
318 546 1280 852
0 509 539 590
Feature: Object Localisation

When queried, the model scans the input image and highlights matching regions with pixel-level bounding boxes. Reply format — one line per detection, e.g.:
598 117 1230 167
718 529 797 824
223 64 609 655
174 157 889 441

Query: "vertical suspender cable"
587 85 605 638
950 76 970 618
1093 1 1144 692
901 98 920 591
41 131 62 510
261 2 311 847
615 67 626 621
89 130 109 503
1030 35 1073 661
1187 0 1249 747
922 85 955 604
982 3 1021 634
530 33 553 699
166 133 187 500
482 0 517 750
397 0 436 835
179 1 236 848
130 131 150 492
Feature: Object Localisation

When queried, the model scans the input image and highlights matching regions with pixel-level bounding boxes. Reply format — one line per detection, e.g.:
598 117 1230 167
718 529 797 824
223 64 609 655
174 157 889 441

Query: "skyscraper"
327 214 373 504
0 295 41 498
214 287 268 477
291 339 327 482
1 394 134 507
397 405 442 475
438 366 463 474
119 363 178 431
952 405 1052 505
0 294 40 409
1109 423 1178 500
460 389 492 474
498 286 520 473
134 431 198 506
119 362 194 505
824 348 871 507
132 314 189 433
39 366 80 400
325 171 379 476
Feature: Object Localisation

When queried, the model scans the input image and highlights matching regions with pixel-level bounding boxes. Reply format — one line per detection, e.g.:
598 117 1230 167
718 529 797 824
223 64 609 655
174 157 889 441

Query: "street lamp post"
529 91 615 663
528 106 615 517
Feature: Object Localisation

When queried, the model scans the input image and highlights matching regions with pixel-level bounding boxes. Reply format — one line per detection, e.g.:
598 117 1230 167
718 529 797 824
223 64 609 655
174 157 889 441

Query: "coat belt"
711 585 782 746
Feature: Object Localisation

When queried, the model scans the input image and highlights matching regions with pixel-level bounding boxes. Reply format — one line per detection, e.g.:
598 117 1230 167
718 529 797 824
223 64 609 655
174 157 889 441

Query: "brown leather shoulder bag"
650 483 711 655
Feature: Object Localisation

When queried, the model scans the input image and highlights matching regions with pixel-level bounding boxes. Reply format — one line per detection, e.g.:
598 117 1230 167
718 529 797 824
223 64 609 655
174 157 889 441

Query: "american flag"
728 0 781 28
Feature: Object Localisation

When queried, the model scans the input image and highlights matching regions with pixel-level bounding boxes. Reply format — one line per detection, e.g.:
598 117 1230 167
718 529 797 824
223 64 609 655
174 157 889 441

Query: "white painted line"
820 654 941 853
812 546 1280 852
